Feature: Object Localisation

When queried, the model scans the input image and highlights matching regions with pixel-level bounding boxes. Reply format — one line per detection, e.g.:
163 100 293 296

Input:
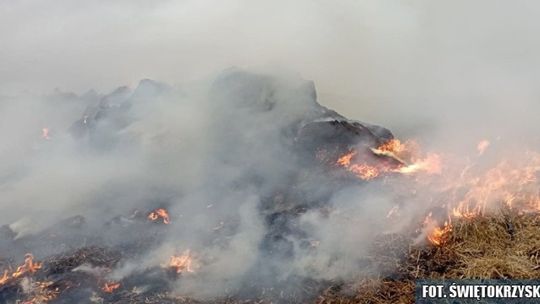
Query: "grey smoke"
0 68 404 300
3 0 540 148
1 0 540 301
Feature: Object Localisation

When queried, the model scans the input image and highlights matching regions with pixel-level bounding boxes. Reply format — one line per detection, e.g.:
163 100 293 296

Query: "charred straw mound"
318 211 540 304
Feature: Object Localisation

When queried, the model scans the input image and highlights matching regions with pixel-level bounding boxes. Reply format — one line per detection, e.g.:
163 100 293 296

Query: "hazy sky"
2 0 540 140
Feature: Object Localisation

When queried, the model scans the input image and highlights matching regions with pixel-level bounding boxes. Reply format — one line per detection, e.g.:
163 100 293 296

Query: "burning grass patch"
318 212 540 303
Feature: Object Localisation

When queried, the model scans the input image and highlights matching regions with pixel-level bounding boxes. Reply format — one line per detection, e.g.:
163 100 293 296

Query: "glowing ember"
168 250 196 274
477 139 490 156
102 281 121 293
348 163 380 180
41 128 50 140
148 208 170 224
447 154 540 219
336 151 356 167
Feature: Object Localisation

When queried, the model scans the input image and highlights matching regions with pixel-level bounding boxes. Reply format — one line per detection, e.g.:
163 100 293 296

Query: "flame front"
335 138 540 246
448 155 540 219
0 253 43 287
148 208 170 224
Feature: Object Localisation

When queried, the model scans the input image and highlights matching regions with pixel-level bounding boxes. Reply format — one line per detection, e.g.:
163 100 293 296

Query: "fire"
12 254 43 279
477 139 490 156
335 138 540 247
337 151 355 167
371 138 407 162
336 139 440 180
396 153 441 175
102 281 121 293
148 208 170 224
418 146 540 245
0 270 8 285
336 151 381 180
423 213 452 246
448 155 540 219
376 138 407 154
427 221 452 246
168 250 196 274
0 254 43 287
348 163 380 180
41 128 50 140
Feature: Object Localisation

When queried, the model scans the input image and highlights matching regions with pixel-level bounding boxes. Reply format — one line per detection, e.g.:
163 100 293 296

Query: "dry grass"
318 212 540 303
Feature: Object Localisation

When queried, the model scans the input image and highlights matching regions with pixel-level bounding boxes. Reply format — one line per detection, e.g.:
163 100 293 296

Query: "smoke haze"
3 0 540 142
1 1 540 302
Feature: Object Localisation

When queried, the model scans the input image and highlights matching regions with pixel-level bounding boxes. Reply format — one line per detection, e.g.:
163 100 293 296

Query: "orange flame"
348 163 380 180
337 151 356 167
428 221 452 246
12 254 42 279
448 156 540 219
423 213 452 246
336 151 381 180
417 146 540 245
0 254 42 287
101 281 121 293
336 139 440 180
169 250 196 274
148 208 170 224
396 153 441 175
335 137 540 247
0 270 8 285
377 138 407 154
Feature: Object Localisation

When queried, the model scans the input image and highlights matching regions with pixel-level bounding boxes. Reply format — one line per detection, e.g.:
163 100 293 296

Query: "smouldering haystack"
2 70 540 303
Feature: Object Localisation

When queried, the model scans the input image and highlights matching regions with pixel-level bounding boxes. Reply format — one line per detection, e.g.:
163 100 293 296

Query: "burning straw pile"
2 70 540 303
